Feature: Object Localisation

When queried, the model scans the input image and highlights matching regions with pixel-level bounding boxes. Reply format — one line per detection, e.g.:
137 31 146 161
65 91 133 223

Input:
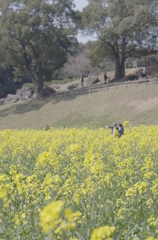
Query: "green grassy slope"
0 83 158 130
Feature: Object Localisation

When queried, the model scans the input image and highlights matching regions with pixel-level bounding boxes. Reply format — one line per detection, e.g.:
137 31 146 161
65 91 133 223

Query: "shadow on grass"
0 93 80 117
52 89 90 105
0 99 50 117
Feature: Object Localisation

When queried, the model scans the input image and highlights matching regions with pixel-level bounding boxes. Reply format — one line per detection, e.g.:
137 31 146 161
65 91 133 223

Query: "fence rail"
55 77 158 99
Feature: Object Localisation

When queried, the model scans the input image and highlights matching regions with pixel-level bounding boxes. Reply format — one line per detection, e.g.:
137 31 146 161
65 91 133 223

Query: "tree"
63 49 91 78
0 0 77 99
81 0 158 80
0 68 32 98
0 69 19 98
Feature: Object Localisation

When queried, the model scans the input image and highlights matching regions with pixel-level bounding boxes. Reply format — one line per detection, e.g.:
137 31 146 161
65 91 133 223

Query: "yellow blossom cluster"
0 123 158 239
91 226 115 240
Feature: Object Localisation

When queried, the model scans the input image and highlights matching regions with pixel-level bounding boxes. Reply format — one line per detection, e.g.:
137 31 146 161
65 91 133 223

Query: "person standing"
105 122 119 137
104 72 107 84
45 125 50 131
19 91 23 103
143 67 147 78
30 88 33 100
28 89 31 99
139 69 143 78
81 75 84 88
118 123 124 137
114 126 120 138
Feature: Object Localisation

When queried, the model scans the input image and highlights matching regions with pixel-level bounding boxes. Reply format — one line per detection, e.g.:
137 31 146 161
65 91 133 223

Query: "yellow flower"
91 226 115 240
145 238 158 240
60 221 76 230
40 201 63 234
1 123 158 238
65 208 73 220
21 213 25 219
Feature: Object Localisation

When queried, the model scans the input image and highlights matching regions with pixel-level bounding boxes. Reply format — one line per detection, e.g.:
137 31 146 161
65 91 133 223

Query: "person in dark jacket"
81 75 84 88
139 69 143 78
118 123 124 137
45 125 50 131
104 72 107 84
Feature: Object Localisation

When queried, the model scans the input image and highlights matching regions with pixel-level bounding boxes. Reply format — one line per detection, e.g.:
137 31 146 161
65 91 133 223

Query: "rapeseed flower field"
0 122 158 239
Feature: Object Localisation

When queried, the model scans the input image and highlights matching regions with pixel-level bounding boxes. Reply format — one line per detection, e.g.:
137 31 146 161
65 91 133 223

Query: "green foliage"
0 69 31 98
89 41 115 72
81 0 158 80
0 0 77 98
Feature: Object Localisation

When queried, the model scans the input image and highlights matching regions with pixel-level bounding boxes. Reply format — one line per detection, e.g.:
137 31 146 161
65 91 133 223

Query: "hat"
113 122 117 126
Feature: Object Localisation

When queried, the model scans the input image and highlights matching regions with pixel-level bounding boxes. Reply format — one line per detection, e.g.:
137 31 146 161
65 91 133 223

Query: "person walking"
118 123 124 137
81 75 84 88
104 72 107 84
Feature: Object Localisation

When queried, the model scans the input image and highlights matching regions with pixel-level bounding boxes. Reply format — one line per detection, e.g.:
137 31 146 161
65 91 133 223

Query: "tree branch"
99 36 119 58
29 42 38 58
6 47 17 54
11 65 24 69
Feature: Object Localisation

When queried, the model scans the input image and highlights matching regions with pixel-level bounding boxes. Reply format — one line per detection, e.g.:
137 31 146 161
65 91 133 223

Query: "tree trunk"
25 63 44 99
28 75 44 100
120 57 125 78
113 40 126 80
35 81 44 100
114 56 125 80
35 62 44 100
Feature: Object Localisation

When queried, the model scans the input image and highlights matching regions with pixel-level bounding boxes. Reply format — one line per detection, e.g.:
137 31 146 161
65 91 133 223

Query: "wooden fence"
55 77 158 99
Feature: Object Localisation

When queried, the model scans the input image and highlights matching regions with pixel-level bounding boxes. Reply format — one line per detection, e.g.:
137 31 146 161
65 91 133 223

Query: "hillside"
54 68 142 92
1 82 158 130
22 68 143 93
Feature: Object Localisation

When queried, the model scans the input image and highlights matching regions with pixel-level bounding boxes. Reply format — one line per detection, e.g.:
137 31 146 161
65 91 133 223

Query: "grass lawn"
0 82 158 130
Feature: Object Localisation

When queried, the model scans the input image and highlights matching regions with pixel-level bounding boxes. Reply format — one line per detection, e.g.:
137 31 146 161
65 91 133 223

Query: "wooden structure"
54 77 158 99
